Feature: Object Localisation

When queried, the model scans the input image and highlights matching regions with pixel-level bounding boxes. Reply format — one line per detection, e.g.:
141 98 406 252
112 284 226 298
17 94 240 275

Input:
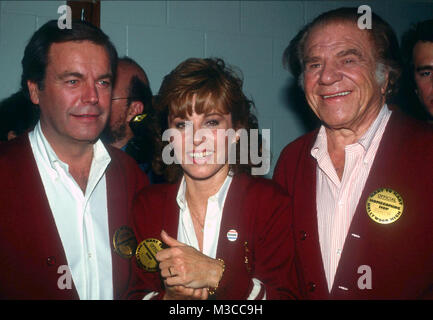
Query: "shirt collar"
176 177 188 211
311 125 327 160
311 104 391 158
357 104 390 151
176 174 233 212
31 120 111 172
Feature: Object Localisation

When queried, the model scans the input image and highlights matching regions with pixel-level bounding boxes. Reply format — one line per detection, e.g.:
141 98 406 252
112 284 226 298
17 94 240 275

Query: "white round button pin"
227 229 238 242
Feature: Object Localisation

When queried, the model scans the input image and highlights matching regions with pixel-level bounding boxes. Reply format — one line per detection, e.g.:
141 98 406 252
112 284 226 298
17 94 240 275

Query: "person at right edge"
273 7 433 299
400 19 433 122
125 57 300 300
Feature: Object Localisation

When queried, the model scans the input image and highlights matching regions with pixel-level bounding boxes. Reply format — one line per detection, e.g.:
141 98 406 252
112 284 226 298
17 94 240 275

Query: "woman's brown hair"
153 57 263 183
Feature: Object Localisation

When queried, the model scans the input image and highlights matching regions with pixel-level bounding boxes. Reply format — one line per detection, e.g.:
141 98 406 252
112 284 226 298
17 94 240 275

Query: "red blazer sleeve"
246 179 300 299
124 184 171 299
272 130 317 196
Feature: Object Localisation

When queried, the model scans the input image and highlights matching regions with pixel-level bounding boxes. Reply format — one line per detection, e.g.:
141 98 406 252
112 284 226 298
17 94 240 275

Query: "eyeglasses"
111 97 140 101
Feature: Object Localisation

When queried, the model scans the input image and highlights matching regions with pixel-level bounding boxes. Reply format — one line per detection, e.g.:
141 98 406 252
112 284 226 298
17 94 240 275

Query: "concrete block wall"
0 1 65 100
1 1 432 176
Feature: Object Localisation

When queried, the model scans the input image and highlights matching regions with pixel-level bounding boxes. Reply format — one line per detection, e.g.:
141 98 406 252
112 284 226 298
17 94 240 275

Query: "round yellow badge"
113 226 137 259
366 188 404 224
135 238 164 272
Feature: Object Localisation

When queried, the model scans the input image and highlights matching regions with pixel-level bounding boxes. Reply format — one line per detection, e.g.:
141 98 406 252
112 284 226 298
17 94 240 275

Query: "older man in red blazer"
0 20 148 299
273 8 433 299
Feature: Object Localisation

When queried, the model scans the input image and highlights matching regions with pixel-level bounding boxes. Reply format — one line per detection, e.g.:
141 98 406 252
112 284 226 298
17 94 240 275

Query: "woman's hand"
156 230 224 290
163 284 208 300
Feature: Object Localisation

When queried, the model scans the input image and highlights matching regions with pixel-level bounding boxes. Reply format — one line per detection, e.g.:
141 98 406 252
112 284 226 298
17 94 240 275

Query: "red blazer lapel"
216 174 246 261
106 146 150 298
162 182 182 239
292 132 329 298
214 174 263 298
106 154 130 299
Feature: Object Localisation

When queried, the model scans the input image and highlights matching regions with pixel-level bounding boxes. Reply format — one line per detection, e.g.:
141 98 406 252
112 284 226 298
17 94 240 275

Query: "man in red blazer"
0 20 148 299
273 8 433 299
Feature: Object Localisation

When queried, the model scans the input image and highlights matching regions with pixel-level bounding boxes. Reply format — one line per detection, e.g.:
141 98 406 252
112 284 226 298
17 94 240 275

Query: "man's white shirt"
29 121 113 300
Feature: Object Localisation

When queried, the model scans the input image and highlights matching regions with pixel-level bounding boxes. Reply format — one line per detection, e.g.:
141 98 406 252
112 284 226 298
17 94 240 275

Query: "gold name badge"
136 238 164 272
132 114 147 122
113 226 138 259
366 188 404 224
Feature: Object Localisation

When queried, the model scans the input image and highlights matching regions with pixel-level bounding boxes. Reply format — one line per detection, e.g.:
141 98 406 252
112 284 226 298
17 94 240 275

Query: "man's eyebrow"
303 56 320 64
303 48 363 64
336 48 363 58
97 73 113 80
57 72 84 80
57 72 113 80
416 65 433 72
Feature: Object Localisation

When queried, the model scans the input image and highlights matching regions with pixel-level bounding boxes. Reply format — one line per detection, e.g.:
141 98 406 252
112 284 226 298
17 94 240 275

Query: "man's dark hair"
400 19 433 120
127 76 153 114
0 90 39 141
283 7 402 102
401 19 433 68
21 19 118 98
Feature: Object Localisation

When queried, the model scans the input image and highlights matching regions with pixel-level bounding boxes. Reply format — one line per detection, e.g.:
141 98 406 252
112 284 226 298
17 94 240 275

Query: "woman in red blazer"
126 58 299 300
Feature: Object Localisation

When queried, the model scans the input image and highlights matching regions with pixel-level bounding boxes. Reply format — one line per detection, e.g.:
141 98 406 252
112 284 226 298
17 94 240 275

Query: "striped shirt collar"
311 104 392 160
